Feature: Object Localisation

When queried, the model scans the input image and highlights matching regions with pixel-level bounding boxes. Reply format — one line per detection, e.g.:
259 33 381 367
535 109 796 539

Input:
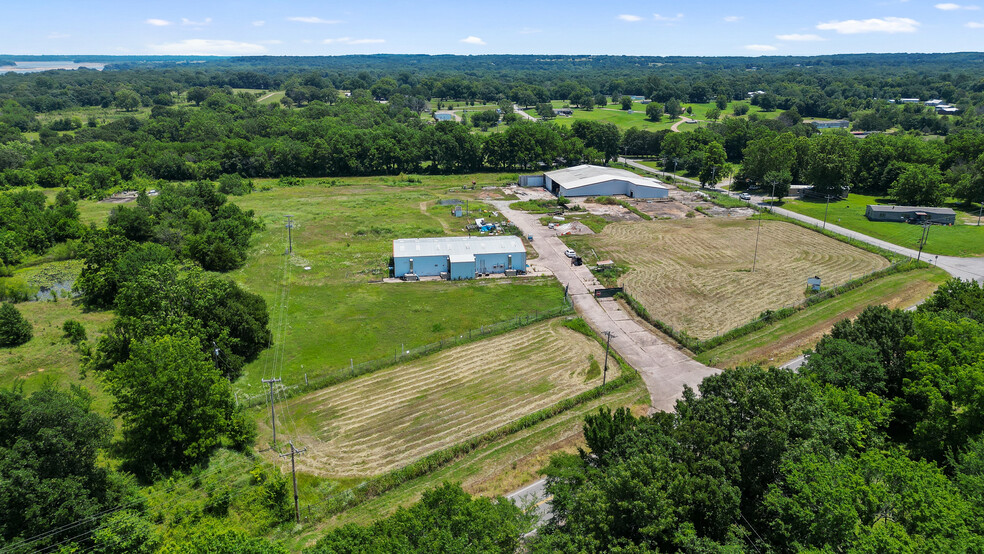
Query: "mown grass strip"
303 317 638 519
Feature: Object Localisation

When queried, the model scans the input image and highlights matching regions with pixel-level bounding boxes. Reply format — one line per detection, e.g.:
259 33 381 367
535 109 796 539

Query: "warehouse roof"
393 236 524 258
544 164 667 191
867 205 955 215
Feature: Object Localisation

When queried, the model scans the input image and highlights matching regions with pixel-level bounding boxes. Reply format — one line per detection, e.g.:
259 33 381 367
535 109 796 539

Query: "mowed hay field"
589 218 890 339
282 319 612 477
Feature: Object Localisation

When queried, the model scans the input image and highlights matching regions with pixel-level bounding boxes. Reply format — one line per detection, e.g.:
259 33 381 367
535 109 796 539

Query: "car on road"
564 248 577 258
739 193 752 201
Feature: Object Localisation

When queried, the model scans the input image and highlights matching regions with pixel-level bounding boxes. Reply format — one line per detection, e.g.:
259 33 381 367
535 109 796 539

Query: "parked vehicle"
739 193 752 200
565 248 577 258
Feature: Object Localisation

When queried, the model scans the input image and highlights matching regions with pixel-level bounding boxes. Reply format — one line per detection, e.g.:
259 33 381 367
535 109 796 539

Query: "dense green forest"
1 53 983 206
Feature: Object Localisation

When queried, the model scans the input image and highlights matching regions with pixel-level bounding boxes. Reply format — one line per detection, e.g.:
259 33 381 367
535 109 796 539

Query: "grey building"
393 236 526 280
805 119 849 129
541 164 669 199
865 205 956 225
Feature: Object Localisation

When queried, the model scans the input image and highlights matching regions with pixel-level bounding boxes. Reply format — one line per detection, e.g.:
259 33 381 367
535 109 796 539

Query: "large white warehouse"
527 165 669 199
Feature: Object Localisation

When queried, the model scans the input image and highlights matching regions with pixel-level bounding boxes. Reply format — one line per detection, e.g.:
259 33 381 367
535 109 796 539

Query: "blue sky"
2 0 983 56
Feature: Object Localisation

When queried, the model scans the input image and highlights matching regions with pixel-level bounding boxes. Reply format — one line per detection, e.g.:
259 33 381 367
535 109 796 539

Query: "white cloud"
145 18 172 26
816 16 919 33
653 13 684 21
618 14 642 21
149 39 267 55
460 36 486 45
776 33 825 41
181 17 212 26
745 44 778 51
723 16 743 22
252 20 265 26
47 32 69 39
287 16 340 24
966 20 984 26
323 37 385 45
936 2 978 8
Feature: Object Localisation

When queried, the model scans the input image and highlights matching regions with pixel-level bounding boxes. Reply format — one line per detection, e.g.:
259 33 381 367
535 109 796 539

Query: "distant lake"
0 61 106 74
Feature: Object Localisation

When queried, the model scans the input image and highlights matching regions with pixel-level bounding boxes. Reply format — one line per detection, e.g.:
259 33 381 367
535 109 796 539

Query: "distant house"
900 98 921 104
553 108 573 116
935 104 959 114
925 99 944 106
805 119 849 129
628 95 646 101
747 90 766 97
539 164 669 199
865 205 956 225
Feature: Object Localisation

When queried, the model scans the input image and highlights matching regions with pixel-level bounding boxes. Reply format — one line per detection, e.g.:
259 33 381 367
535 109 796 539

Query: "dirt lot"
282 319 613 477
579 218 890 339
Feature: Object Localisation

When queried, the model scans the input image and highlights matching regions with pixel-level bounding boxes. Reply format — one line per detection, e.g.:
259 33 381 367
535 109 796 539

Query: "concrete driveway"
493 201 719 413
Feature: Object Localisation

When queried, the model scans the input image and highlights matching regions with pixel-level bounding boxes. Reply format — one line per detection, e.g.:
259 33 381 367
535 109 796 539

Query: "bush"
216 174 253 196
63 319 87 344
0 302 32 347
277 176 303 187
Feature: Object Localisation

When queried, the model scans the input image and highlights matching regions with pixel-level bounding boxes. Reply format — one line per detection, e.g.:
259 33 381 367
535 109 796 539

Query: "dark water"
0 61 106 74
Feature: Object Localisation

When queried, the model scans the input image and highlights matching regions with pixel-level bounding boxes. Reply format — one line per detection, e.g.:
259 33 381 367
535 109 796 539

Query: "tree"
309 483 530 553
106 333 237 479
806 133 858 196
665 98 683 118
535 102 554 120
698 142 726 187
705 107 721 122
620 96 632 110
890 164 948 207
113 89 140 112
186 87 209 106
763 169 792 202
0 302 31 347
0 385 133 547
733 103 750 116
716 95 728 110
645 102 664 122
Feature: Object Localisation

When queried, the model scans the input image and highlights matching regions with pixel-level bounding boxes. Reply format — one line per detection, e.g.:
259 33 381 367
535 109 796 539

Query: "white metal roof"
393 236 524 258
544 164 667 191
866 205 955 215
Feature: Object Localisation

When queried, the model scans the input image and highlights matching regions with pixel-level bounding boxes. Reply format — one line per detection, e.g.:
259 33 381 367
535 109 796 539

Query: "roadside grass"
697 265 950 368
227 176 568 395
780 193 984 257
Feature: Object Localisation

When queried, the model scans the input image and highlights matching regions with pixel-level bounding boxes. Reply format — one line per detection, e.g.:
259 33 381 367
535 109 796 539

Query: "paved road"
513 104 537 121
494 201 720 412
506 478 551 527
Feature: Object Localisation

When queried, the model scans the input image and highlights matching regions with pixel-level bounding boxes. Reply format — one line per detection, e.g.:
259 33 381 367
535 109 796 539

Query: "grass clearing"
0 299 114 413
279 318 613 477
566 218 889 339
227 176 568 396
697 266 950 368
780 193 984 257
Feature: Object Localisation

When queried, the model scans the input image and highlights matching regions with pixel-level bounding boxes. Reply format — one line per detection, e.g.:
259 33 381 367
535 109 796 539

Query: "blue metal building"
393 236 526 280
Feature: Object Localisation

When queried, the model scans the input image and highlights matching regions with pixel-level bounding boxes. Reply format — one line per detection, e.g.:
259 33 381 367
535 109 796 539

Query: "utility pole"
916 222 931 262
602 331 612 386
280 441 307 524
285 215 294 255
751 209 763 272
770 180 777 213
978 188 983 226
262 378 282 447
822 195 834 230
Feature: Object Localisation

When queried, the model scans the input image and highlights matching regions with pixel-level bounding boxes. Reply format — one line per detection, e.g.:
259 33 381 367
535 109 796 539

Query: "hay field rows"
588 218 889 339
282 319 612 477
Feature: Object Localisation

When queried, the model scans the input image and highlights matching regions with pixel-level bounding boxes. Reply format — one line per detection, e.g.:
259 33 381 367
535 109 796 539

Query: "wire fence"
236 303 575 408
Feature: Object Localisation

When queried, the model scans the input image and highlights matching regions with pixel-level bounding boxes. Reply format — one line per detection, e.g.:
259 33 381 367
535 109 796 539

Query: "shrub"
216 174 253 196
63 319 87 344
0 302 32 347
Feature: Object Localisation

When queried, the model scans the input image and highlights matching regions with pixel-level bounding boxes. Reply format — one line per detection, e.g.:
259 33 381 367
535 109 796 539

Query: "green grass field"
780 193 984 257
226 175 567 395
526 99 783 133
696 265 950 368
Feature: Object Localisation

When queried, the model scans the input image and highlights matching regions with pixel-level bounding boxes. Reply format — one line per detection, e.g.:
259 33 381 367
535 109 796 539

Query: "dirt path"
258 91 278 102
420 201 450 232
493 201 719 412
670 116 698 132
